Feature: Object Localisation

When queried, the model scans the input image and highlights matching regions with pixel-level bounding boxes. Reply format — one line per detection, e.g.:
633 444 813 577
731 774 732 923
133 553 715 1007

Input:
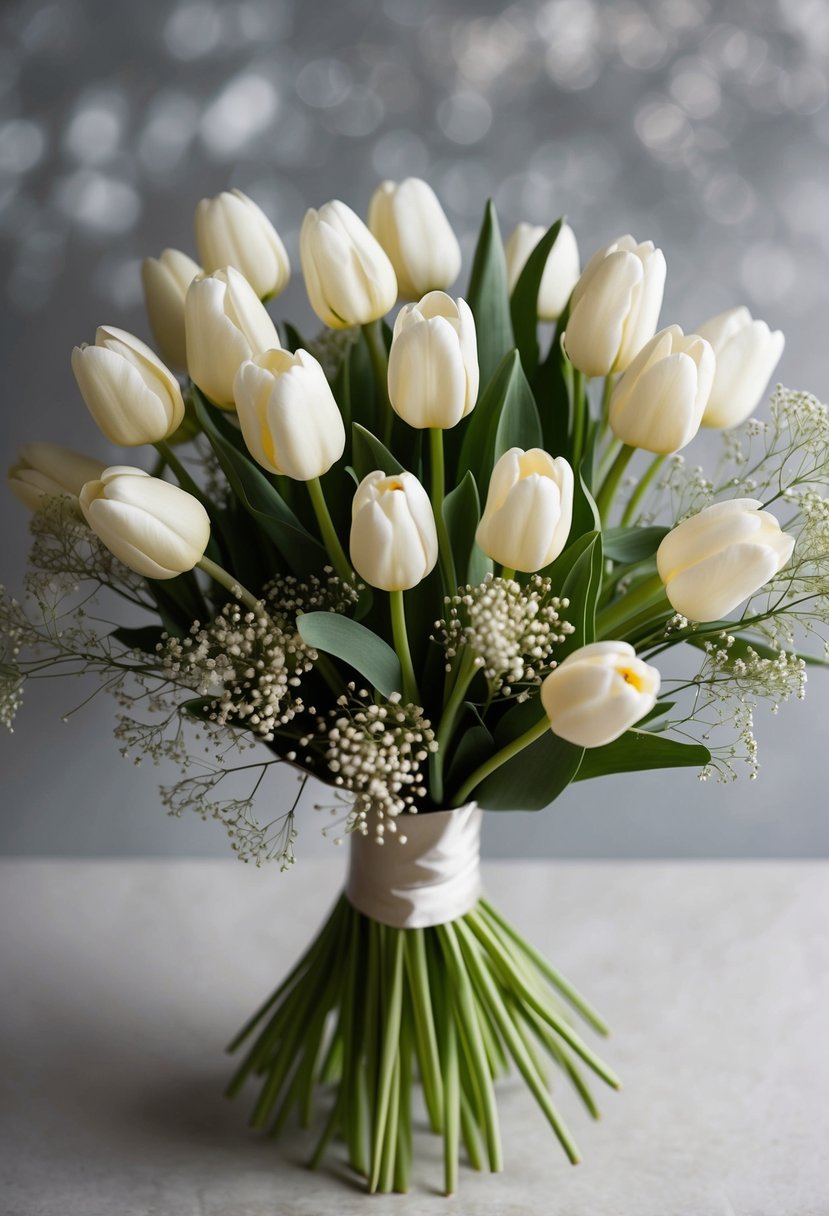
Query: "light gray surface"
2 0 829 859
1 858 828 1214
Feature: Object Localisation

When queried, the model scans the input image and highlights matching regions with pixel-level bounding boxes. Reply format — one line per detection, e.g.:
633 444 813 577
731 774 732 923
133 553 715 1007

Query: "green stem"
570 369 587 470
620 453 666 527
600 372 615 424
500 566 516 582
595 443 635 523
154 441 207 504
363 319 393 448
389 590 419 706
429 428 457 593
596 572 666 638
197 556 263 615
452 715 550 807
430 649 479 806
306 477 352 582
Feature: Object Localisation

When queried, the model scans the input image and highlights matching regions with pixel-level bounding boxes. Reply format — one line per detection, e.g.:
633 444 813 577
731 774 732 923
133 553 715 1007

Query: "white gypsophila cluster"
664 632 807 782
319 685 437 843
160 569 359 742
434 574 573 698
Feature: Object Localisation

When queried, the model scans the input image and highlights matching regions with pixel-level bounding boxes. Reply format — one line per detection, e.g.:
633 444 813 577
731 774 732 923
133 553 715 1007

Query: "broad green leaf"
193 395 325 574
296 611 402 698
351 422 404 480
510 217 564 377
466 199 515 388
637 699 676 728
492 352 543 462
570 464 600 541
534 310 572 459
559 530 603 655
445 704 493 789
442 471 484 587
111 625 166 655
476 709 584 810
603 526 670 564
574 729 710 781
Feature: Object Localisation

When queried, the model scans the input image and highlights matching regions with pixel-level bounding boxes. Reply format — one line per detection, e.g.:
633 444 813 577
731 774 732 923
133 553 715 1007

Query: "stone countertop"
1 859 827 1215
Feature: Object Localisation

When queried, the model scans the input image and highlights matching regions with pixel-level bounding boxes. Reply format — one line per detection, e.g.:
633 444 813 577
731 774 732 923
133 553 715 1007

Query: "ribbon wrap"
345 803 483 929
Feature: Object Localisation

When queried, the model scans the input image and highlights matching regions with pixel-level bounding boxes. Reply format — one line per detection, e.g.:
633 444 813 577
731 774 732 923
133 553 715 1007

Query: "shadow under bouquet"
3 180 828 1194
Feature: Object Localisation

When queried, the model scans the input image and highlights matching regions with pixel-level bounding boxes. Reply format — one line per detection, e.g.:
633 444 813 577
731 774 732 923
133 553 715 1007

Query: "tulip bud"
71 326 185 447
540 641 661 748
608 325 715 454
233 348 346 480
195 188 290 301
368 178 461 299
300 200 397 329
184 267 280 408
656 498 794 623
8 441 106 512
387 291 479 430
504 221 580 322
695 306 785 428
350 470 438 591
79 466 211 580
476 448 573 573
563 235 666 377
141 248 202 371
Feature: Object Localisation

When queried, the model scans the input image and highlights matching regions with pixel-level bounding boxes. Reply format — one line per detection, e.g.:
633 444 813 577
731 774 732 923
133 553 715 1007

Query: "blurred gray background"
1 0 827 859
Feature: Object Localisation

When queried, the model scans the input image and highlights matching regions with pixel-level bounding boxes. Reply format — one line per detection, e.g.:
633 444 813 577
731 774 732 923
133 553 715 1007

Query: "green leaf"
602 526 670 564
510 217 564 377
477 697 584 810
351 422 404 481
279 322 311 353
637 699 676 728
466 199 515 388
457 350 541 493
534 310 572 459
296 611 402 698
445 705 493 789
193 395 325 574
571 464 600 541
574 729 710 781
111 625 166 655
442 471 487 587
559 530 603 654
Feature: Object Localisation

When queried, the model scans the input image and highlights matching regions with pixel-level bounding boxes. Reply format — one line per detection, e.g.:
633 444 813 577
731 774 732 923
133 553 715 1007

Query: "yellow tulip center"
617 664 646 692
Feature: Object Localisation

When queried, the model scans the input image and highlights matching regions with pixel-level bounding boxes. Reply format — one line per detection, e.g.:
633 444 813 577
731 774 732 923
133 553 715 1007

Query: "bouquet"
3 178 827 1195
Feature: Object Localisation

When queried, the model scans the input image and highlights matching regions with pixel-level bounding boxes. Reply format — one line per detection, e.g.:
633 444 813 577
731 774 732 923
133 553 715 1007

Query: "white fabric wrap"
345 803 483 929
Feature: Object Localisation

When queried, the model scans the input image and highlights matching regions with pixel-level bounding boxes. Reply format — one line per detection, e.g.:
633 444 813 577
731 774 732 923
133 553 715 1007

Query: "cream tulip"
79 466 211 580
233 348 345 480
368 178 461 299
195 188 290 301
300 200 397 328
141 248 202 371
541 641 661 747
656 498 794 623
695 306 785 428
387 292 479 429
8 441 106 512
184 267 280 408
476 448 573 573
563 235 666 376
504 221 580 321
350 470 438 591
608 325 715 454
71 326 185 446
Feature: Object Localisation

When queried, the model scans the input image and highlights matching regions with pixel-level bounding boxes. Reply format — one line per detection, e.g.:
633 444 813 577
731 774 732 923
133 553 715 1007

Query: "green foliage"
296 611 403 698
574 730 710 781
466 199 515 389
458 350 542 491
510 217 563 377
602 526 669 564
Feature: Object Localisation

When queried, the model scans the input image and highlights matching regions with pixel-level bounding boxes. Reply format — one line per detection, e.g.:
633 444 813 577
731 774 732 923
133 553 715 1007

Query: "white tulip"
563 235 666 377
388 291 479 429
541 641 661 748
195 188 290 301
185 267 280 408
476 448 573 573
350 470 438 591
300 200 397 329
71 326 185 446
79 466 211 580
8 441 106 512
368 178 461 299
609 325 715 454
657 498 794 623
504 221 580 321
141 248 202 371
233 348 345 481
696 306 785 428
